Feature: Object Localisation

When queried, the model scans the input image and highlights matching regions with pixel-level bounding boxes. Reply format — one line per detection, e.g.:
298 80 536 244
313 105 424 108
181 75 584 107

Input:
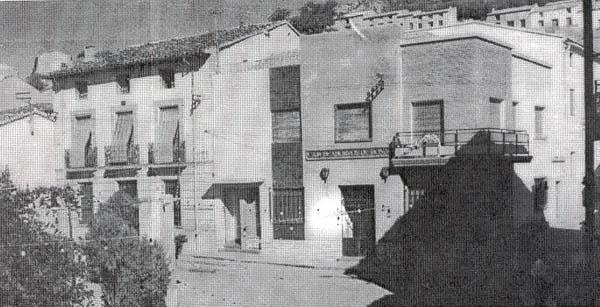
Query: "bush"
175 234 188 260
268 7 291 22
289 1 338 34
0 170 91 306
85 191 170 307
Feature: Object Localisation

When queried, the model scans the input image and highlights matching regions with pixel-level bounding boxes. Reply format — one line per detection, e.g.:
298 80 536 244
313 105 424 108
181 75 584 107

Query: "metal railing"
65 147 97 168
390 128 530 159
148 141 186 164
272 187 305 224
104 144 139 166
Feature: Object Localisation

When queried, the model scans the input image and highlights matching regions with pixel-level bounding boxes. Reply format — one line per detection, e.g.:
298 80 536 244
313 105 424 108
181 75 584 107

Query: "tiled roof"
45 22 291 78
0 103 56 127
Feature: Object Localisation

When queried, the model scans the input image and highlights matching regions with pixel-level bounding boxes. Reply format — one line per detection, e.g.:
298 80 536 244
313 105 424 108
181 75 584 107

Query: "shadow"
348 155 598 306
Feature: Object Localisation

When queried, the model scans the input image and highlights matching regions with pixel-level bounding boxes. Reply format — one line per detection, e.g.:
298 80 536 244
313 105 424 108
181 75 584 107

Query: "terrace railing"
148 141 186 164
389 128 530 160
64 147 97 168
104 144 139 166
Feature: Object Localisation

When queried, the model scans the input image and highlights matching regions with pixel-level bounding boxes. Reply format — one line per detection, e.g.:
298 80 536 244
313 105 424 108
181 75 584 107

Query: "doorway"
222 186 261 250
340 185 376 257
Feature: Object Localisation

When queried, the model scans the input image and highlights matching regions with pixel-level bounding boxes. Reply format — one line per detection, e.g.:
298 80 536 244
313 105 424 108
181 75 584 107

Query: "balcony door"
340 185 375 257
71 115 95 168
157 106 179 164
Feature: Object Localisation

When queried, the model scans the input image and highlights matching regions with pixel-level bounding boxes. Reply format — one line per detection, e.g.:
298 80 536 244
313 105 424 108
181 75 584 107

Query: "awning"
201 182 263 200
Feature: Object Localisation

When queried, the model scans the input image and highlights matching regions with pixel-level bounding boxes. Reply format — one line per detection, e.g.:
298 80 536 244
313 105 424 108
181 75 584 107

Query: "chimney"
84 45 97 63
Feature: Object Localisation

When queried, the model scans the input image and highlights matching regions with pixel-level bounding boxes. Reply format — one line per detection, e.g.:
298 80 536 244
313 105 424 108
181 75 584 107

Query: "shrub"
85 191 170 307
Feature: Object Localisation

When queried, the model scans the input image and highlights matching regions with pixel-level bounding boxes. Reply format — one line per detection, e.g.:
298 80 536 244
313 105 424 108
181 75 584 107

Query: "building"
32 50 72 75
335 7 458 31
486 0 600 30
45 22 300 253
296 19 600 260
0 103 60 188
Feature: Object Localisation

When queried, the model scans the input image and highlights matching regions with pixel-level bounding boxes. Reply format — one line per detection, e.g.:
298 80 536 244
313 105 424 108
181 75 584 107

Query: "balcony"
148 141 186 165
65 147 97 169
389 128 531 168
104 144 139 166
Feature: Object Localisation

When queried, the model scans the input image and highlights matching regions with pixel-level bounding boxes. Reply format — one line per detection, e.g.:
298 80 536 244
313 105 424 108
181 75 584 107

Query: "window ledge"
534 136 547 141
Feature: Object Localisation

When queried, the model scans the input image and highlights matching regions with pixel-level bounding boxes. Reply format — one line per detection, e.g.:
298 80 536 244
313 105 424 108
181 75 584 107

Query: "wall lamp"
319 168 330 183
380 167 390 183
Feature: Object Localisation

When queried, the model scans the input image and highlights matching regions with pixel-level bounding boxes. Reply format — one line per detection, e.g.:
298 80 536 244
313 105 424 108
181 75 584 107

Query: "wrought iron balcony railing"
389 128 530 161
104 144 139 166
65 147 97 168
148 141 186 164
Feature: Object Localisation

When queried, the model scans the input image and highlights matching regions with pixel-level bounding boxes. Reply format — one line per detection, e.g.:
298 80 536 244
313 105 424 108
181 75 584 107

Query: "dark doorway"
221 186 261 250
164 179 181 227
340 185 376 257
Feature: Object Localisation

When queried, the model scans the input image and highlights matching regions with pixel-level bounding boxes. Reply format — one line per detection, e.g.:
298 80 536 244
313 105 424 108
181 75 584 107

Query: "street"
169 256 391 307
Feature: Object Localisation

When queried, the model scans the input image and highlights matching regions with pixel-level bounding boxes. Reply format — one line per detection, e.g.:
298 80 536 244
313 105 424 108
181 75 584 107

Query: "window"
273 187 305 240
118 180 138 200
567 7 572 13
512 101 519 129
111 111 134 164
272 111 301 143
566 17 572 26
409 23 414 30
520 19 526 27
117 74 130 93
79 183 94 225
159 68 175 88
156 106 180 163
164 180 181 227
552 19 559 28
507 20 515 27
335 103 372 143
495 15 500 21
75 81 88 98
428 21 434 27
533 178 548 211
535 106 545 139
569 89 575 116
539 20 544 27
412 100 443 133
71 115 95 168
439 20 443 26
418 23 423 29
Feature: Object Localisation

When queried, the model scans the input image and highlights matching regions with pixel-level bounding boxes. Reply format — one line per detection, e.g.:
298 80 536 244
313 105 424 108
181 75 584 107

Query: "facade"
46 22 301 254
335 7 458 31
0 104 60 188
486 0 600 30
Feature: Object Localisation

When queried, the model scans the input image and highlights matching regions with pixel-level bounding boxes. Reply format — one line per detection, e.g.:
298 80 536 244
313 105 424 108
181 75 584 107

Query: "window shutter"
335 103 372 142
112 112 134 163
71 115 94 168
157 106 179 163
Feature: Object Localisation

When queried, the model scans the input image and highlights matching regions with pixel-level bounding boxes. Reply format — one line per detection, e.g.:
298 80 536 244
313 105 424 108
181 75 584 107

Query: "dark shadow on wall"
347 161 597 306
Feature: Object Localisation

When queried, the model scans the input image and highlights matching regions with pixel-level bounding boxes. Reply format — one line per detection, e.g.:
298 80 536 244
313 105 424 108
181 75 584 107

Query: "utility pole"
583 0 596 255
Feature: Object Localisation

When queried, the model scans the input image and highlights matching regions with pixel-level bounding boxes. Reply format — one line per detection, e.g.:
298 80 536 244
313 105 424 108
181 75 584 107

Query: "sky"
0 0 349 77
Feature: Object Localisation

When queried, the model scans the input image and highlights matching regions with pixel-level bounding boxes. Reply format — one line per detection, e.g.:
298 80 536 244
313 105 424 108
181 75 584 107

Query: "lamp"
380 167 390 183
319 168 330 183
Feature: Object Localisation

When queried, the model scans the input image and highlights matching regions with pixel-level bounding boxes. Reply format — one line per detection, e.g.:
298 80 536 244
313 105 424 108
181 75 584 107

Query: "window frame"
534 106 546 140
334 102 373 143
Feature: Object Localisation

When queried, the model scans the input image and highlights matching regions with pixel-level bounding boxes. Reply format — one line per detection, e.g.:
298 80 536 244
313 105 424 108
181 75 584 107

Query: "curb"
190 254 351 271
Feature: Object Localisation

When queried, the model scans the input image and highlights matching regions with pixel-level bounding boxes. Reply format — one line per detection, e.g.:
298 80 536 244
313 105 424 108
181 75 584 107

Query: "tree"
84 191 170 307
290 1 339 34
26 73 49 92
0 169 91 306
268 7 291 22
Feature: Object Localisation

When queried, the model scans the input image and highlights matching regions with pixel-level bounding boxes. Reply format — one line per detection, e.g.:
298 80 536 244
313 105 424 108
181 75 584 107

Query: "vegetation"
289 1 339 34
0 169 91 306
84 191 170 307
268 7 291 22
25 73 49 92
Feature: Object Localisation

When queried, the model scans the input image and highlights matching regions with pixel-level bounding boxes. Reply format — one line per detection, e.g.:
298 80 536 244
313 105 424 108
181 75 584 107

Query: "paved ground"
168 255 392 307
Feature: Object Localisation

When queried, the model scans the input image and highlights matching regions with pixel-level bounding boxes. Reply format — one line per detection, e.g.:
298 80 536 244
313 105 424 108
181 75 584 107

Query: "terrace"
389 128 532 168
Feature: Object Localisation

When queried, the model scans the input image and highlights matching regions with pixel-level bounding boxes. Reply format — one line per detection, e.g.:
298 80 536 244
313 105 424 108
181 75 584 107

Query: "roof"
488 5 536 15
45 22 294 78
0 103 56 127
399 33 513 50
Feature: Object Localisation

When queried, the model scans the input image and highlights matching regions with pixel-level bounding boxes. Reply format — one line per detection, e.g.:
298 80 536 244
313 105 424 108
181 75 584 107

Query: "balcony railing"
148 141 185 164
389 128 530 161
104 144 139 166
65 147 97 168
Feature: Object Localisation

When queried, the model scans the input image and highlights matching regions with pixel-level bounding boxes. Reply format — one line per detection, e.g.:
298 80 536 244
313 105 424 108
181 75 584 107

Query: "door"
222 186 260 249
340 185 376 257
